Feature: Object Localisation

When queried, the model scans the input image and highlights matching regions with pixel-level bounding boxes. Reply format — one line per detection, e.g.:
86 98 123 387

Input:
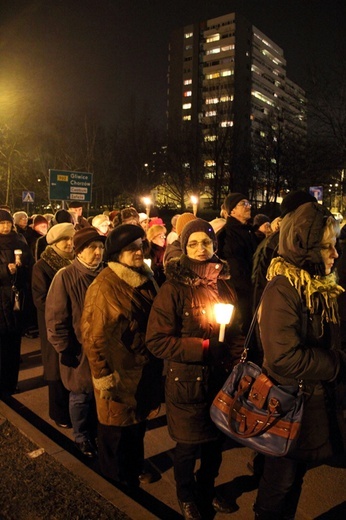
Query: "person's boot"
178 500 202 520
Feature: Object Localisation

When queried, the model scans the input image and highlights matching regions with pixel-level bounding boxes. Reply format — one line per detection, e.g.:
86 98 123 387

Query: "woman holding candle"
0 209 34 398
146 218 244 520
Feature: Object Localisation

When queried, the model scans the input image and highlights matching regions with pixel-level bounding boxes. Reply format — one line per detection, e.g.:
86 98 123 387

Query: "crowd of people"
0 192 345 520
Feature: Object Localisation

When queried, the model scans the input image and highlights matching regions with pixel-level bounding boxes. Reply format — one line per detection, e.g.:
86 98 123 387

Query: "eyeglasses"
187 239 213 249
236 201 251 208
155 234 166 239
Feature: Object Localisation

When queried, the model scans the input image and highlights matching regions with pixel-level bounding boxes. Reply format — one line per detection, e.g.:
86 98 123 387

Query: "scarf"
267 256 344 324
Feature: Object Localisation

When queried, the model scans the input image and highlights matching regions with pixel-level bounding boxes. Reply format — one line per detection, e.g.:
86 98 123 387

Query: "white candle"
214 303 235 341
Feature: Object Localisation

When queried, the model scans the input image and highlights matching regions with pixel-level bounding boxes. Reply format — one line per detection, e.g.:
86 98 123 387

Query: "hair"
324 216 340 238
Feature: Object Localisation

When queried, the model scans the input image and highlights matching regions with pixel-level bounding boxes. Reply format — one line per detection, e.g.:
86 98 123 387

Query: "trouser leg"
195 438 223 502
174 442 200 502
254 456 307 519
69 390 94 443
48 380 70 424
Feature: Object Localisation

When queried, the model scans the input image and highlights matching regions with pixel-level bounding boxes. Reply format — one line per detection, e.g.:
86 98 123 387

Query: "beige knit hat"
46 223 75 244
147 224 167 242
175 212 197 237
92 214 110 228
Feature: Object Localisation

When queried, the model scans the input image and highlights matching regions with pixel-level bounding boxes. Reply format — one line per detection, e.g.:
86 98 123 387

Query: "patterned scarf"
267 256 344 324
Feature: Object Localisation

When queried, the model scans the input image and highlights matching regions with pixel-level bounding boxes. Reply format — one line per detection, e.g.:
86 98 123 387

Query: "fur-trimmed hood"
165 254 230 286
108 261 155 288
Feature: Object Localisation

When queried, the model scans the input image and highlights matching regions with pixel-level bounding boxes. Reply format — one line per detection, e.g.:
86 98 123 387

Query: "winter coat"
32 246 72 380
147 242 166 286
46 258 103 393
163 238 182 266
0 231 34 334
145 254 244 444
81 262 162 427
259 202 346 462
217 216 258 330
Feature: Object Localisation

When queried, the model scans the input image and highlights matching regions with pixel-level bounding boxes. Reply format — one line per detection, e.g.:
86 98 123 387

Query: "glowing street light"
191 195 198 216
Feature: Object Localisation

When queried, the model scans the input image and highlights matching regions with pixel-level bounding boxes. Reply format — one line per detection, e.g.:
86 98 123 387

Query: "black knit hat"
73 226 105 254
0 209 13 223
53 209 74 225
280 191 317 218
253 213 270 227
105 224 145 258
223 193 247 214
181 218 217 254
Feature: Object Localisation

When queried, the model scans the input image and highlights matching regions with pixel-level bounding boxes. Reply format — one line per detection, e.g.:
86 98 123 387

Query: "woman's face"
0 220 12 235
186 231 214 261
118 238 144 268
320 227 339 275
55 237 74 253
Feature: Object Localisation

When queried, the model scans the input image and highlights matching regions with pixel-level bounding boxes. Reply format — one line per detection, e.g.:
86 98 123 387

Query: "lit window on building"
183 115 191 121
206 34 220 43
184 79 192 85
260 131 266 137
221 44 235 51
206 72 220 80
206 47 221 55
204 159 216 167
204 135 217 141
185 32 193 39
220 121 233 127
206 97 219 104
220 95 233 102
184 91 192 97
183 103 192 110
251 90 274 107
221 70 233 77
205 110 217 117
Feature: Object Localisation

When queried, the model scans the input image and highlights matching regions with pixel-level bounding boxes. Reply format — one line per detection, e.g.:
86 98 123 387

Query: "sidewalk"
1 335 345 519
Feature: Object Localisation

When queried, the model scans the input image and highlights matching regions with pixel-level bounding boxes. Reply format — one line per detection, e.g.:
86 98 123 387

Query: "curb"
0 400 158 520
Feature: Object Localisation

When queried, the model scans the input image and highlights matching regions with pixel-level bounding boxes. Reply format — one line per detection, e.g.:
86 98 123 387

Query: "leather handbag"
210 289 304 457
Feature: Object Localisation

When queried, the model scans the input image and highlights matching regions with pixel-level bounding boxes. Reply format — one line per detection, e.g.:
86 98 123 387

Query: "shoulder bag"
210 285 304 457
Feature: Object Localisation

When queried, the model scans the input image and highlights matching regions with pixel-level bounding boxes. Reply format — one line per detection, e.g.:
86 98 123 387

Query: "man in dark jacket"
217 193 258 332
46 227 105 458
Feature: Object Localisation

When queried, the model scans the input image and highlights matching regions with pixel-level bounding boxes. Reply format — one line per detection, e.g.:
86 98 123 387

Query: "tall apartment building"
167 12 307 199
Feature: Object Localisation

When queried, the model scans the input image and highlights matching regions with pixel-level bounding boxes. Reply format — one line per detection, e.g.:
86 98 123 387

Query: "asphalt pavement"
0 335 345 520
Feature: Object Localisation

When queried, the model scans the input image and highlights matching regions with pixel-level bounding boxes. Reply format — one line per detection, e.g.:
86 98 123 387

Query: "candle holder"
214 303 235 341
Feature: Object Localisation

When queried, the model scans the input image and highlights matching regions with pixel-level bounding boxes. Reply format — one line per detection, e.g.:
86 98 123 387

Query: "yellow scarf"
267 256 344 324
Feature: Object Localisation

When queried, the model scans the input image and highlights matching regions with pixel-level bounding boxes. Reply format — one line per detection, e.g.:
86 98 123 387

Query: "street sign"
22 191 35 203
49 169 93 202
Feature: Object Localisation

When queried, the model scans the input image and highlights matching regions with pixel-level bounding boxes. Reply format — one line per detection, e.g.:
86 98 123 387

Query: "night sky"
0 0 345 129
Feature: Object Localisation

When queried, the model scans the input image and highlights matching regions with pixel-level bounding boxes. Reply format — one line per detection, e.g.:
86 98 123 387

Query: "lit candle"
143 258 152 268
214 303 235 341
191 195 198 216
142 196 152 230
14 249 22 266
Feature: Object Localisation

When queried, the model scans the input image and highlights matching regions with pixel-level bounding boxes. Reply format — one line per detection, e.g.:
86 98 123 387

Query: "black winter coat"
146 254 244 444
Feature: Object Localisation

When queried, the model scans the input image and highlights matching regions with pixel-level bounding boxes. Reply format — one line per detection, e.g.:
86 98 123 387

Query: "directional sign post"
49 170 93 203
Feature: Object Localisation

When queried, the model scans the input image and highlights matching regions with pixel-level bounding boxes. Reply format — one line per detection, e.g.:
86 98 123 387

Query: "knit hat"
175 212 197 237
253 214 270 227
13 211 28 225
73 226 106 254
46 223 75 245
121 207 139 223
92 214 110 228
138 212 149 223
147 224 167 242
181 218 217 254
53 209 74 225
0 209 13 223
105 224 145 258
109 210 120 223
280 191 317 218
33 215 48 229
223 193 247 214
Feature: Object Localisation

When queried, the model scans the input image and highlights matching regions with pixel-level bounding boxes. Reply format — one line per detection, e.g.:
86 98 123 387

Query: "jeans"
254 456 308 519
69 390 96 443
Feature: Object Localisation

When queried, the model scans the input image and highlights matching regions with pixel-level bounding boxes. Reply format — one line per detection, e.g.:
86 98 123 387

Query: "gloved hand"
92 372 120 400
60 350 80 368
208 338 227 363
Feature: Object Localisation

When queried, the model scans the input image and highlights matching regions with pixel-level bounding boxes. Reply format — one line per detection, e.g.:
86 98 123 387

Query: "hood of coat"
108 261 154 288
278 201 332 276
165 254 230 286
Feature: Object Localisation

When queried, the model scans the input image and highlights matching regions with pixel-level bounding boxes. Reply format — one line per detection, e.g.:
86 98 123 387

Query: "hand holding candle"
214 303 235 341
14 249 22 267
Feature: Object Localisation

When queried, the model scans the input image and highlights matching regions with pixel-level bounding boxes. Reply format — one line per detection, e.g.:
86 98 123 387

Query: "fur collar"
41 246 72 272
108 261 154 288
165 255 230 286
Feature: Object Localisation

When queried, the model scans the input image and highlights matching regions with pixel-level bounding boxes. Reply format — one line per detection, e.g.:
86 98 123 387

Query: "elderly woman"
146 218 244 520
146 223 167 287
254 201 346 520
0 210 34 398
32 223 75 428
81 224 162 488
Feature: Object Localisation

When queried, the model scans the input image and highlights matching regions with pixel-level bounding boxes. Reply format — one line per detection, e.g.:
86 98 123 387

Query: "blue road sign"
22 191 35 203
